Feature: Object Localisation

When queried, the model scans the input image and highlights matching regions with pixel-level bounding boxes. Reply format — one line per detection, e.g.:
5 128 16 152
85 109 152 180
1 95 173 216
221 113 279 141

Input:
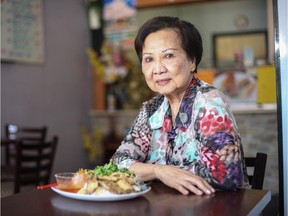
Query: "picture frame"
1 0 45 64
212 30 268 69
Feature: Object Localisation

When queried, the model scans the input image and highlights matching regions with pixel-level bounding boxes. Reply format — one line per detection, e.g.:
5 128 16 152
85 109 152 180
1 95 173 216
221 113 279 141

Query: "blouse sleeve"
192 88 248 191
111 102 153 169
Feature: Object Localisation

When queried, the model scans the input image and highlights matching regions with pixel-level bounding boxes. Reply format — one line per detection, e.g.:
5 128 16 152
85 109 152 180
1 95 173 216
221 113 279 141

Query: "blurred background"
1 0 282 214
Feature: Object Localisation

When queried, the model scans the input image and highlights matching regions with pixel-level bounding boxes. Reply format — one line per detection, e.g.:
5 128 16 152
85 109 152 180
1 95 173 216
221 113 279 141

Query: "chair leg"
14 173 20 193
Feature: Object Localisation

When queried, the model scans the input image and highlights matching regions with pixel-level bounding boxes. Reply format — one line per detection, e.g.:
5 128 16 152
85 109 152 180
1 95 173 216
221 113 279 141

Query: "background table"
1 182 271 216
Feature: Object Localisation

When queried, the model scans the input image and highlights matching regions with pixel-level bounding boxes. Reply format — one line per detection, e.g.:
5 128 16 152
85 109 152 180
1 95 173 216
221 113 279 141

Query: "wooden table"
1 182 271 216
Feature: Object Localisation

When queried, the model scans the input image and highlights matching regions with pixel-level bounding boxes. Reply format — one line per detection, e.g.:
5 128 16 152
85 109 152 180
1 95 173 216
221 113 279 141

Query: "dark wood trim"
136 0 231 9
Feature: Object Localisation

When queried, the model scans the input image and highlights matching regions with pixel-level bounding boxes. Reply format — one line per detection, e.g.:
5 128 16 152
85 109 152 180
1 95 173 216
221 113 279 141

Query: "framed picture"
212 31 268 69
1 0 45 64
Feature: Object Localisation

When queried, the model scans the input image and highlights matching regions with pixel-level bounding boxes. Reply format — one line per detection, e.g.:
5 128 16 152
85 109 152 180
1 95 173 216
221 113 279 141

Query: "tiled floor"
1 181 14 198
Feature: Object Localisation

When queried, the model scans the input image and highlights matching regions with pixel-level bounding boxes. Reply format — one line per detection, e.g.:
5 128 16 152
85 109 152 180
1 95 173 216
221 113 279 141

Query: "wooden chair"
4 124 47 166
13 136 58 193
245 152 267 189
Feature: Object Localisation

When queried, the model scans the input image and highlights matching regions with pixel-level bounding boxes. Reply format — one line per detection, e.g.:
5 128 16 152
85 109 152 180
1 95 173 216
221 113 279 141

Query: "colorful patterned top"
112 77 249 191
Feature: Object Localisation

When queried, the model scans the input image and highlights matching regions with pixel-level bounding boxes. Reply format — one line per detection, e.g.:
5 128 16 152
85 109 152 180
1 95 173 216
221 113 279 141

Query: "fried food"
77 172 139 195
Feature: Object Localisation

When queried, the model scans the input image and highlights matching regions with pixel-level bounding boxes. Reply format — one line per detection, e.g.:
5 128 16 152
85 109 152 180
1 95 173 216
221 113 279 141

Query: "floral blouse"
112 77 249 191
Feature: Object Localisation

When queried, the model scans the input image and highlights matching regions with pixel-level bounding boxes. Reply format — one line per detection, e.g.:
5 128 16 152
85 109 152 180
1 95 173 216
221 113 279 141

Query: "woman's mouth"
156 78 171 86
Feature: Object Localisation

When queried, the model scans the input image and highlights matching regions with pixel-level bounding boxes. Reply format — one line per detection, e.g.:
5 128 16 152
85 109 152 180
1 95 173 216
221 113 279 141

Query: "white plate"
51 186 151 201
50 195 150 214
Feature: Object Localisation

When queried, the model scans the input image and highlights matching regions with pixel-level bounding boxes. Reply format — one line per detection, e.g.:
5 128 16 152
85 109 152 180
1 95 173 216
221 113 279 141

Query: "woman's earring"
190 65 196 73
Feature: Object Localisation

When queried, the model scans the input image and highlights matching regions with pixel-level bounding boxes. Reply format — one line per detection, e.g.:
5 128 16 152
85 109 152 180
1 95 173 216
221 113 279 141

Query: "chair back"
5 124 47 142
4 124 47 166
244 152 267 189
14 136 58 193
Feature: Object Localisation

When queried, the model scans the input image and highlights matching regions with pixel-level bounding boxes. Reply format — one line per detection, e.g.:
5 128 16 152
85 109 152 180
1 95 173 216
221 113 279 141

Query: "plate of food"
51 161 151 201
51 186 150 201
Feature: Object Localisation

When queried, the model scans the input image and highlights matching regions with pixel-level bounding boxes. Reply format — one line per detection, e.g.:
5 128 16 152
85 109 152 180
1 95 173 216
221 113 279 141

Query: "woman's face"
141 29 194 99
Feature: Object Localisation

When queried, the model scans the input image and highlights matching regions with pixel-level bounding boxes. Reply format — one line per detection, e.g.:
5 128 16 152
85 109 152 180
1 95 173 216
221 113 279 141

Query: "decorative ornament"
234 14 249 30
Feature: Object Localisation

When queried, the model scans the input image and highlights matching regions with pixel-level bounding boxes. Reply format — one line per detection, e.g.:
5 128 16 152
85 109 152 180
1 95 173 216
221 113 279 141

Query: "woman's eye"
144 57 153 63
164 53 174 58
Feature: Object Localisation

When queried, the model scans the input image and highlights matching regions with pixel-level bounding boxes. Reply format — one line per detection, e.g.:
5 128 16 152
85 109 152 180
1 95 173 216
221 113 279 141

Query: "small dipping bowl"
55 172 85 193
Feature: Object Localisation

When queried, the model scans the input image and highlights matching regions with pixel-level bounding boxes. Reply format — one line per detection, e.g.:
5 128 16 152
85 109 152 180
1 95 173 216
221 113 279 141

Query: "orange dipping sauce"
58 187 81 193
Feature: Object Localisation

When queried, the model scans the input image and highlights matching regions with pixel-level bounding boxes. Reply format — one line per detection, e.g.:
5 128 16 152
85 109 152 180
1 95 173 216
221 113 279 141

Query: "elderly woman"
112 16 248 195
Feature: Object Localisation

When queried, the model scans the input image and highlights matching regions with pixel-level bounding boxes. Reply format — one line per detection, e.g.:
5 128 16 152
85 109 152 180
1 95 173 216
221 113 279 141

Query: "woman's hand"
154 165 215 195
130 162 215 195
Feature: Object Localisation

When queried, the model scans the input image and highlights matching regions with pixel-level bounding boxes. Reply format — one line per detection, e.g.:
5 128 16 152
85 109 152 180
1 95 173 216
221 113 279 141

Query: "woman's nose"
153 61 167 75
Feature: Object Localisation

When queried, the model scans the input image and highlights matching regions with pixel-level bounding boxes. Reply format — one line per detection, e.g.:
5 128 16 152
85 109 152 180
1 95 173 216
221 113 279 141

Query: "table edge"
247 190 272 216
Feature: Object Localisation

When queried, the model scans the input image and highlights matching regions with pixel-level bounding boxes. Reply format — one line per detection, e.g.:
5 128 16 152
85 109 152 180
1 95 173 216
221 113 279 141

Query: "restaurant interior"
1 0 287 215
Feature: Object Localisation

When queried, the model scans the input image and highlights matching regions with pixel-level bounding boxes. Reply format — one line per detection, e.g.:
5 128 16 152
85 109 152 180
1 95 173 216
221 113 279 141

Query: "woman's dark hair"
134 16 203 71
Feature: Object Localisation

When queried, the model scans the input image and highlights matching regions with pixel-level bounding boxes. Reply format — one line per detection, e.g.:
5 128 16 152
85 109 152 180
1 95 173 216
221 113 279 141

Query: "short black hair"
134 16 203 70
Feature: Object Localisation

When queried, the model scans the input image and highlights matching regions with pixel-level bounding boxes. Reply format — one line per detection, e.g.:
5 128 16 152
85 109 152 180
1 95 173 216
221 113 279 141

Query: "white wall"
1 0 93 173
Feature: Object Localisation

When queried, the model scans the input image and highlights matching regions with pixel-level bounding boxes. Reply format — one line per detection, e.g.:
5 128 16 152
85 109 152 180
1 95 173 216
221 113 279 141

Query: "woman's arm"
130 162 215 195
192 88 248 191
112 99 156 169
